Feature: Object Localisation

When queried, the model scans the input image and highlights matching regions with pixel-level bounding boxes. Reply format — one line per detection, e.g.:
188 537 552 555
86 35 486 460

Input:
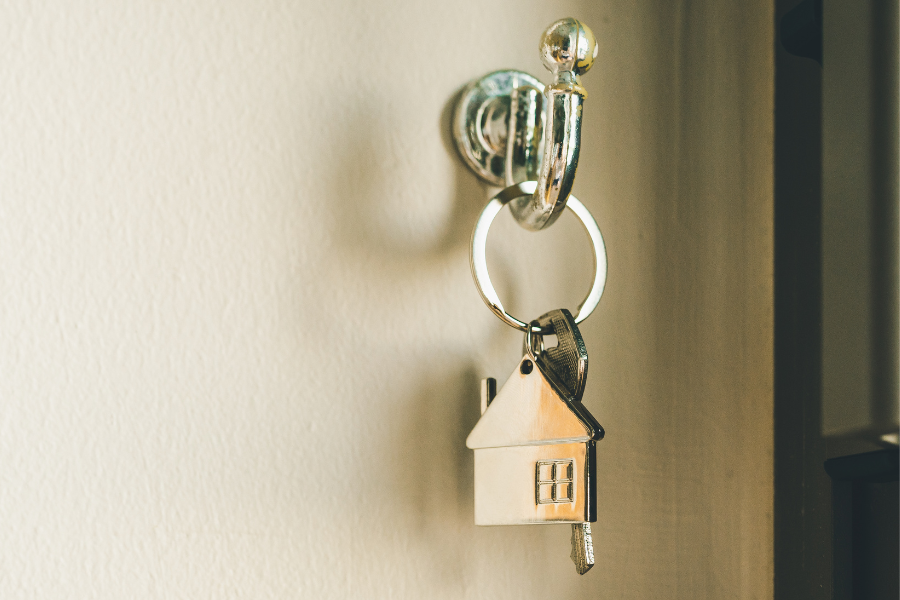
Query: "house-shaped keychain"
465 309 604 527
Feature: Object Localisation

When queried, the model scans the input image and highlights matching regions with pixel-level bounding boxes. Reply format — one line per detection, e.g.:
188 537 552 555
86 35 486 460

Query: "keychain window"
535 459 575 504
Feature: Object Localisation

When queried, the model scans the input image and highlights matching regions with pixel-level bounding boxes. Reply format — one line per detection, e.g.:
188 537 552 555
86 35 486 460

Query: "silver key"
571 522 594 574
532 309 600 574
529 308 589 401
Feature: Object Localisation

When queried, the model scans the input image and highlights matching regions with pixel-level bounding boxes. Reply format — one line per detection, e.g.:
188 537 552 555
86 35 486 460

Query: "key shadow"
297 83 529 585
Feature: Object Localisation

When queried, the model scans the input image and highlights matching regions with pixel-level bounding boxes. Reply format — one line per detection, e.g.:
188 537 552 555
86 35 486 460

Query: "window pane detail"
535 459 576 505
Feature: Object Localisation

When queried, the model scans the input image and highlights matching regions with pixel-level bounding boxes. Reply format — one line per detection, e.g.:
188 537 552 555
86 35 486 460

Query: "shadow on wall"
395 364 482 527
324 88 485 258
302 83 517 571
299 68 598 590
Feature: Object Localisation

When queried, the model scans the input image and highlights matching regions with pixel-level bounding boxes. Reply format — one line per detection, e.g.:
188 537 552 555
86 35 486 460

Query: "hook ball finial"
539 18 597 77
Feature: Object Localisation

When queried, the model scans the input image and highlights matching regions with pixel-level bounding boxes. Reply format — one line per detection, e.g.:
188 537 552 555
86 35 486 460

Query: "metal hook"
453 18 598 231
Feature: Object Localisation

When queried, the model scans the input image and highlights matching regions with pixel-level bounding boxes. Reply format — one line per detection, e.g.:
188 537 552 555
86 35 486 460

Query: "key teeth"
570 523 594 575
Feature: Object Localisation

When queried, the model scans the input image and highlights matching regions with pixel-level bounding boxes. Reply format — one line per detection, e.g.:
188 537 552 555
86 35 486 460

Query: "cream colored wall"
0 1 773 598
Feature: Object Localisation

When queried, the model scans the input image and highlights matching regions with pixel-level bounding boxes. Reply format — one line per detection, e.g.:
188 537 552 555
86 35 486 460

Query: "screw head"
539 18 598 77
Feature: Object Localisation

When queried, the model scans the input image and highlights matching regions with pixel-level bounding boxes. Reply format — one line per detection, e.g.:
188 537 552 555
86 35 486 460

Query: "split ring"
469 181 608 332
524 322 544 359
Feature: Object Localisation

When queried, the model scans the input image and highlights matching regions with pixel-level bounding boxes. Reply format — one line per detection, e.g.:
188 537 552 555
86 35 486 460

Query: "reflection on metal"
455 23 608 570
536 459 575 504
452 18 598 231
469 181 607 332
510 18 597 231
570 523 595 574
471 441 594 524
528 309 589 402
466 310 603 529
453 70 544 186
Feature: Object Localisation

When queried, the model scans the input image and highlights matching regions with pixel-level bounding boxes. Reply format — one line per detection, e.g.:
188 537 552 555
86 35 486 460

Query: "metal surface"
529 309 589 402
452 18 598 231
466 354 603 450
452 70 544 186
510 18 597 231
471 441 595 525
571 523 595 574
467 318 602 530
470 181 607 332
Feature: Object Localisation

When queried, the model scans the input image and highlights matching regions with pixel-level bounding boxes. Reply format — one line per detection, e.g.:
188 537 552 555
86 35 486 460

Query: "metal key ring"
470 180 608 332
524 322 544 359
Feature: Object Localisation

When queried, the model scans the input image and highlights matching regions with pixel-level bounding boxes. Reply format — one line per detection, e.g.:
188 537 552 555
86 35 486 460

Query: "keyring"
470 180 607 332
524 322 544 359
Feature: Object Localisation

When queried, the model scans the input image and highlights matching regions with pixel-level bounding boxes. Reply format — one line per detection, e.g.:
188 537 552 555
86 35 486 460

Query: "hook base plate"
453 70 544 187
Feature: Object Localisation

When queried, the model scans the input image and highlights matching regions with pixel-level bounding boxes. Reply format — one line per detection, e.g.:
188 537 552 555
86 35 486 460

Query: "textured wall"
0 1 773 598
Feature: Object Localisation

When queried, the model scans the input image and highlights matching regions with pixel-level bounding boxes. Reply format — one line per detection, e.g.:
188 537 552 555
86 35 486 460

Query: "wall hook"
453 18 598 231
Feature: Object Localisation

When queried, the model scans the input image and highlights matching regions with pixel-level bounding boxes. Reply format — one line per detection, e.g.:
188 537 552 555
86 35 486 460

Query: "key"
529 309 599 575
529 308 588 401
571 522 594 575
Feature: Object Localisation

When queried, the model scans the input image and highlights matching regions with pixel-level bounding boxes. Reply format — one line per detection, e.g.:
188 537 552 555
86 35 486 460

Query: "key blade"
570 522 594 575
